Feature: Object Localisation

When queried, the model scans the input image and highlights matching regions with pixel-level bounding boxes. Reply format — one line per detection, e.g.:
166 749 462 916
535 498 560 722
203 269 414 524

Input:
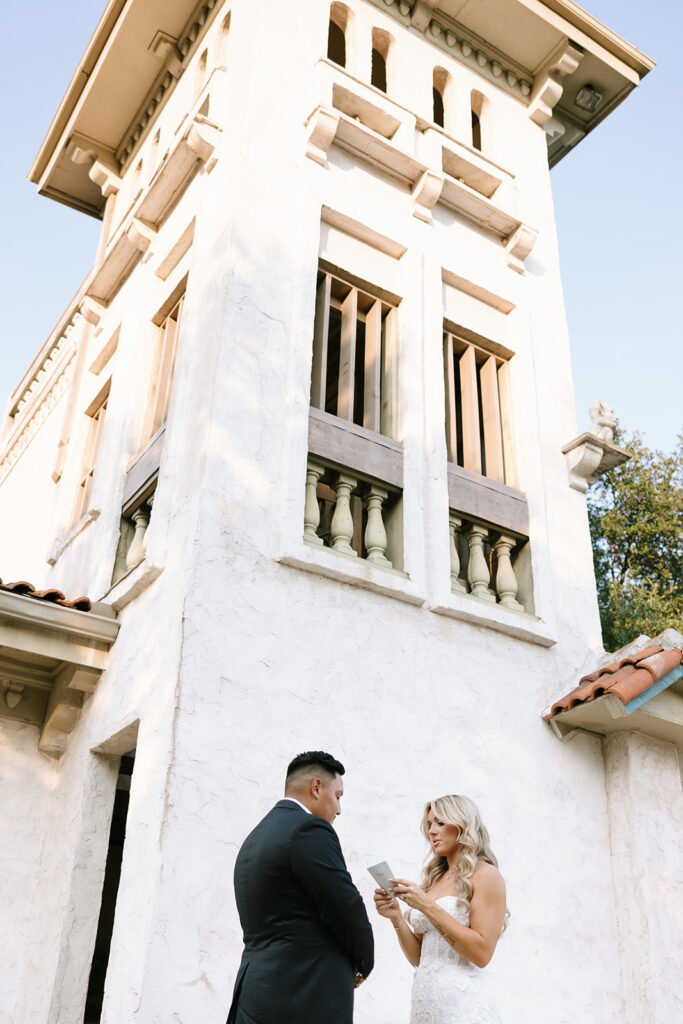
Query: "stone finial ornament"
589 400 617 442
561 400 631 492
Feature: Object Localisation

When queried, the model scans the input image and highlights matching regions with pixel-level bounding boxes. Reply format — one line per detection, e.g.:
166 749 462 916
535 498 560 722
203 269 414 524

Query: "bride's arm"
373 889 423 967
392 910 423 968
392 864 506 969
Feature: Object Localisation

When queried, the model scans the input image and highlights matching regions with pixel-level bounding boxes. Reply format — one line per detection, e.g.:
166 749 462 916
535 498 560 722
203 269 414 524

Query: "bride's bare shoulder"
472 861 505 892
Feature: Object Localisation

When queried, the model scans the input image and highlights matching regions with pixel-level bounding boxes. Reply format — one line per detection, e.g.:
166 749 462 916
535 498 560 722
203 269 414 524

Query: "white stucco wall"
605 731 683 1024
0 2 669 1023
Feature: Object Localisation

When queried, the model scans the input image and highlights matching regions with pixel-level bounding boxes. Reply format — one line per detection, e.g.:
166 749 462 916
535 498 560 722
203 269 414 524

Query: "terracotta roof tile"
0 578 91 612
545 637 683 720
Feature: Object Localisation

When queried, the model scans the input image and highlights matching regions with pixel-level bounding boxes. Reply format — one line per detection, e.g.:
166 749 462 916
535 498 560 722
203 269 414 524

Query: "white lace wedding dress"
408 896 501 1024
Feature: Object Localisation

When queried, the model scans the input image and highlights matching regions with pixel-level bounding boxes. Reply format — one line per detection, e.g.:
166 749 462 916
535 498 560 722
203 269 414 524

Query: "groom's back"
234 802 332 947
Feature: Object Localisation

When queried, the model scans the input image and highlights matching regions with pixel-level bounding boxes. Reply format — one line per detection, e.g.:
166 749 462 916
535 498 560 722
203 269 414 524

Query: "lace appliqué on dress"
408 897 501 1024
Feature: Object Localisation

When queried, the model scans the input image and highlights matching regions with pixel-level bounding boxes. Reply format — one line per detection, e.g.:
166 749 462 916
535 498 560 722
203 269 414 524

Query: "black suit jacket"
227 800 374 1024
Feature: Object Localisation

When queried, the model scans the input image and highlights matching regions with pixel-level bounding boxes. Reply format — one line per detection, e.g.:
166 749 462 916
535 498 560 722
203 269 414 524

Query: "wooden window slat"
479 355 504 483
142 296 183 447
444 333 458 462
363 300 382 433
74 397 108 524
310 268 398 439
381 307 398 437
497 360 518 489
338 288 358 421
458 345 481 475
311 275 331 409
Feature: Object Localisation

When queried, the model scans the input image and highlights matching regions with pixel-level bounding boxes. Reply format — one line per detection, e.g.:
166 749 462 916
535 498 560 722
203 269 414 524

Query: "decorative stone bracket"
87 218 157 306
0 590 119 758
305 97 539 265
528 40 584 127
66 132 122 197
562 432 631 492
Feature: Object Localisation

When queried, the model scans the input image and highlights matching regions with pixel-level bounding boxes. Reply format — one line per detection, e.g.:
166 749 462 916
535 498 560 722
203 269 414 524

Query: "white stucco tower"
3 3 681 1024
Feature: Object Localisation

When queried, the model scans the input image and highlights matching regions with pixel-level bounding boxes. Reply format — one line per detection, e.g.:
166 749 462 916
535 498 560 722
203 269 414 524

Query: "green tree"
588 429 683 652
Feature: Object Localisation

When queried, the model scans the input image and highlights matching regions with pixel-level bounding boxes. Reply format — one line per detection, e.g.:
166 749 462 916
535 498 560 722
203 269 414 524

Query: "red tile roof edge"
0 579 91 612
545 638 683 721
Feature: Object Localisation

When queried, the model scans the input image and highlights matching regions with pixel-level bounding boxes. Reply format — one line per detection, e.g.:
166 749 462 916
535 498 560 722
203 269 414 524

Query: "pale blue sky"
1 1 680 452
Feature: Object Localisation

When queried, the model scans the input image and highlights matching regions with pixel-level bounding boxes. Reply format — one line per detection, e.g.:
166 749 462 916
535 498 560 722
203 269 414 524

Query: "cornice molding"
0 312 83 486
117 0 224 170
371 0 533 100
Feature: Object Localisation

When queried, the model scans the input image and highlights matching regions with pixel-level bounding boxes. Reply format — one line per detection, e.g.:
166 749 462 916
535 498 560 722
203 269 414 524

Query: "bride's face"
426 809 460 857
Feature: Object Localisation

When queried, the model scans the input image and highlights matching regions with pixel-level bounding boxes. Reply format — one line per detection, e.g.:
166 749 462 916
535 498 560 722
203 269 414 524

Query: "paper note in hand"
367 861 396 892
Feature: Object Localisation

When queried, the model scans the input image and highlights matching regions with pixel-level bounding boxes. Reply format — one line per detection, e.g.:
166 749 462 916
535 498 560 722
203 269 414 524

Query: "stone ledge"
279 546 423 606
430 591 557 647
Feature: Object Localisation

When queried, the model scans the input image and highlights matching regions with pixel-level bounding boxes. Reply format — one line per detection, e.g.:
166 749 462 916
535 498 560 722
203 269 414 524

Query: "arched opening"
471 90 489 152
433 67 451 129
371 28 393 93
433 86 444 127
194 48 208 101
328 21 345 66
328 22 345 66
150 130 161 172
215 12 231 71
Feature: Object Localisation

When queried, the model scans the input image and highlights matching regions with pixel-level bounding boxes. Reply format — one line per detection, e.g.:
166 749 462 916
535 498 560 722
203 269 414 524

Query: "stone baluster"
466 524 495 602
330 473 358 556
113 524 130 583
126 504 150 569
303 459 325 546
494 534 524 611
449 512 467 592
364 485 392 567
142 495 154 559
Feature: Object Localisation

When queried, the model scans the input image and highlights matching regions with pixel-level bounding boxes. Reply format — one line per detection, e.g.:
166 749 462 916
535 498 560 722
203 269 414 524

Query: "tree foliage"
587 429 683 652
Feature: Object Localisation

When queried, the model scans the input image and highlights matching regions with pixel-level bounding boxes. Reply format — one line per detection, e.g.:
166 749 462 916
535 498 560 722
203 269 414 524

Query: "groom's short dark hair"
286 750 345 788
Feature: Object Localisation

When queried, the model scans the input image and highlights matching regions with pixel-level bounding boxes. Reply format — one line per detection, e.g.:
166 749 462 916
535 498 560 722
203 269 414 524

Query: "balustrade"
304 456 399 569
449 510 528 613
112 490 156 584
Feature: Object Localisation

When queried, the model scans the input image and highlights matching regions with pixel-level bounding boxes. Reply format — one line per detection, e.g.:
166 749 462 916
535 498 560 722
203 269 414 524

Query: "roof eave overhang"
0 590 120 759
547 667 683 750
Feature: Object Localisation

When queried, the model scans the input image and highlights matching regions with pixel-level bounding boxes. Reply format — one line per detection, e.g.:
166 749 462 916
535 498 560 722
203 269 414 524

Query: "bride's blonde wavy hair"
419 794 509 929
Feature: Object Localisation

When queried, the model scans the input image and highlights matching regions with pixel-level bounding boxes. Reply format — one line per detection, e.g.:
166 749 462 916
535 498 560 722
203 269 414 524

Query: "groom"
227 751 374 1024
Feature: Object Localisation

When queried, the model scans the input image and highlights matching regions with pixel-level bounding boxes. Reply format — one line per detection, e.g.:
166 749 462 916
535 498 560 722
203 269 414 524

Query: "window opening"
444 332 512 484
83 751 135 1023
140 295 184 448
328 20 346 66
433 86 445 127
73 388 109 524
311 270 398 438
371 48 387 91
471 110 482 151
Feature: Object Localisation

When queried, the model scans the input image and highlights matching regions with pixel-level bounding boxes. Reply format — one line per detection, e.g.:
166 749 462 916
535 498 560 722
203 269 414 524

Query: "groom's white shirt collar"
282 797 312 814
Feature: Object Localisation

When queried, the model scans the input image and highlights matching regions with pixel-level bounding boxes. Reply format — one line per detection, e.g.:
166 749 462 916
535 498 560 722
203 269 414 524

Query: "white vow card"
367 861 396 891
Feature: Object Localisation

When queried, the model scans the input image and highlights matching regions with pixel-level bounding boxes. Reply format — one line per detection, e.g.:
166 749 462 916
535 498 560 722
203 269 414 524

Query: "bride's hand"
389 879 433 914
373 887 403 925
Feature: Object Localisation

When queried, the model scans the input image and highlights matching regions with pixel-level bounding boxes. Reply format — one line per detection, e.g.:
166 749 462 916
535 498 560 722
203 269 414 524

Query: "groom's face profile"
314 772 344 824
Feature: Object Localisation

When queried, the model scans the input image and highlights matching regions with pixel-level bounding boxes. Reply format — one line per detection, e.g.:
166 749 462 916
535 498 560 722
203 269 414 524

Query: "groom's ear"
309 776 322 798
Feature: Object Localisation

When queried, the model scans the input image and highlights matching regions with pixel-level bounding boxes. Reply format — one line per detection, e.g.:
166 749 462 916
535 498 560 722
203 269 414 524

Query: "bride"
373 794 507 1024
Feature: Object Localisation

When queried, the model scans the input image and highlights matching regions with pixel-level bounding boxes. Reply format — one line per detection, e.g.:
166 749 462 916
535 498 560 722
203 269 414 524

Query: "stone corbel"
39 668 84 758
412 169 444 222
149 30 183 78
79 297 105 327
67 133 122 198
305 108 340 166
505 224 539 273
411 0 440 31
562 432 631 493
89 157 122 198
528 40 584 127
